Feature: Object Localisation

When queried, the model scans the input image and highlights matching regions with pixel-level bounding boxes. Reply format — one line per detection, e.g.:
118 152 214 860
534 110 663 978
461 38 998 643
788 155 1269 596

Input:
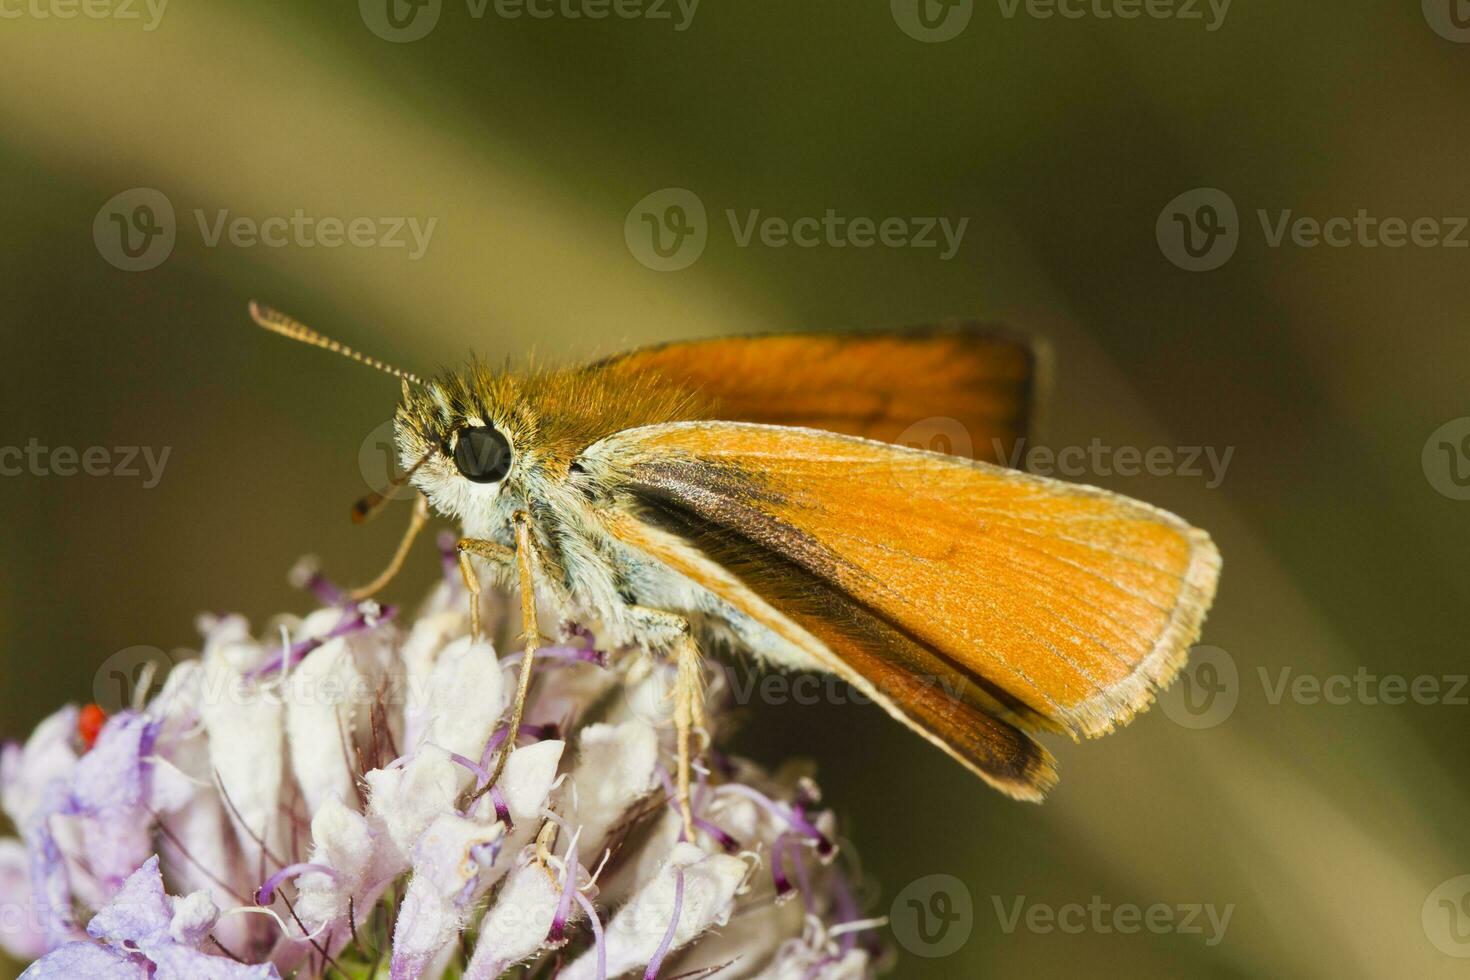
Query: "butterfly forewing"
588 422 1220 752
592 323 1039 463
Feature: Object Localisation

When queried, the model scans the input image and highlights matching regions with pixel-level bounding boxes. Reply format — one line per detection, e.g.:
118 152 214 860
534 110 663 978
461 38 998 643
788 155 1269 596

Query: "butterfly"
250 303 1220 835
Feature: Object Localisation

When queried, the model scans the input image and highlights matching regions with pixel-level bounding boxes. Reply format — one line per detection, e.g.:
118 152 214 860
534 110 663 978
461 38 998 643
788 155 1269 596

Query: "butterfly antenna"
248 301 424 386
351 450 432 525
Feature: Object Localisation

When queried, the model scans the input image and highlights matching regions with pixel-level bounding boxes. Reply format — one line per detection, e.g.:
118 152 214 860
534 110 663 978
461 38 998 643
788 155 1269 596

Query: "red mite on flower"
76 704 108 752
0 550 884 979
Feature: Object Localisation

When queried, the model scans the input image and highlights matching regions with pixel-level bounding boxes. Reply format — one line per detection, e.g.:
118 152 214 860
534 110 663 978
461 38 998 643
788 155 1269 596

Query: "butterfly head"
392 365 536 533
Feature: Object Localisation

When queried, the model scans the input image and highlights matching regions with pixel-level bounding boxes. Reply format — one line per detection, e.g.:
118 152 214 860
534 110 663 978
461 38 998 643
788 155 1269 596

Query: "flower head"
2 548 880 978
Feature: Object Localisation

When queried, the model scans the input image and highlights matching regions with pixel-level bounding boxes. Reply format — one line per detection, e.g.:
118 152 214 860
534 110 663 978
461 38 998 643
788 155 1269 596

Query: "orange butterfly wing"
592 324 1040 463
586 422 1219 796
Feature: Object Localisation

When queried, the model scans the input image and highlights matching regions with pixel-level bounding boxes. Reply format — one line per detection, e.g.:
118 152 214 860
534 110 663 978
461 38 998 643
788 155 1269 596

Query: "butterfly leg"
348 493 431 600
455 536 515 644
627 606 706 842
460 513 549 788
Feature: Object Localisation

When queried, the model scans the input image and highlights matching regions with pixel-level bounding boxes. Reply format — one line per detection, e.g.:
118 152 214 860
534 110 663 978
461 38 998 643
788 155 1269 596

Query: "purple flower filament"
643 866 685 980
715 784 835 859
248 603 398 679
771 832 815 911
256 863 338 905
447 752 513 826
546 831 582 949
653 766 739 852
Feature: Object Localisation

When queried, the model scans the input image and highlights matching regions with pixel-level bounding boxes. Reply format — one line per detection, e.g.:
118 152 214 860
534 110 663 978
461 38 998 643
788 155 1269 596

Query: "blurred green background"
3 2 1469 977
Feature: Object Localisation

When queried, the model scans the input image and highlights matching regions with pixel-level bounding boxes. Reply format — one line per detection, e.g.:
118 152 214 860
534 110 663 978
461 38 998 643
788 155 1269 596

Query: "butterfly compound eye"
452 426 512 484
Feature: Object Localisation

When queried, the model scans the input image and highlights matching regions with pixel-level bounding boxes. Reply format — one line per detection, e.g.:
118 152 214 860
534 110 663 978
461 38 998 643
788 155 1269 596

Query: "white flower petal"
564 842 747 980
421 637 504 768
0 706 79 829
167 890 219 947
499 739 564 824
561 721 658 853
463 858 562 980
680 894 806 978
294 794 382 931
754 944 870 979
401 609 466 752
284 638 371 816
199 649 286 862
390 814 504 978
0 836 45 960
366 747 459 866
